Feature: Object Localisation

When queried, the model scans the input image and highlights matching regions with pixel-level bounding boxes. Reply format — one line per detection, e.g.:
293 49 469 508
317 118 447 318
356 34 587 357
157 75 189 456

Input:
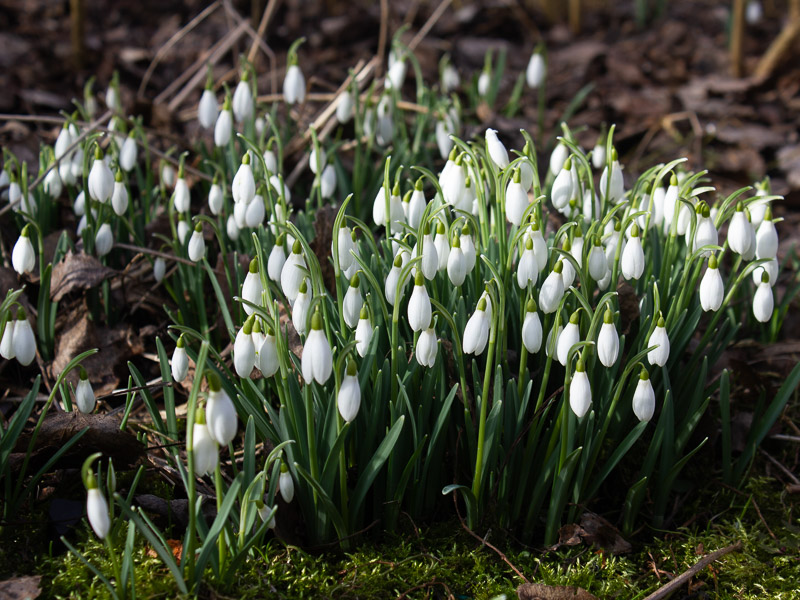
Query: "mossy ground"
23 474 798 599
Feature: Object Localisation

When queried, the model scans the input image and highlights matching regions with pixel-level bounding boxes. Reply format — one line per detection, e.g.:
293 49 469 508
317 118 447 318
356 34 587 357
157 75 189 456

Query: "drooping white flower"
208 178 224 215
385 54 407 90
279 463 295 503
526 50 546 89
549 141 568 177
539 261 566 314
597 308 619 367
517 237 538 288
647 316 670 367
75 367 96 414
419 225 439 281
692 202 718 255
752 258 778 287
153 257 166 283
172 173 191 213
0 317 15 360
214 99 233 147
283 64 306 105
441 154 467 209
372 185 404 233
522 300 543 354
662 173 680 232
95 223 114 257
478 70 490 97
12 308 36 366
281 241 306 304
587 237 608 282
336 89 354 123
407 181 427 231
86 486 111 540
301 310 333 385
591 138 606 170
232 154 256 205
485 128 509 170
408 273 432 332
435 120 453 160
242 259 263 315
320 164 336 199
171 335 189 382
434 221 450 272
234 317 256 378
459 224 476 274
699 255 724 312
88 147 113 203
309 147 326 175
385 252 405 307
245 194 265 228
753 271 773 323
755 207 778 260
268 236 286 284
727 203 754 258
232 77 254 123
198 87 219 129
259 329 280 377
355 308 373 357
599 152 624 204
632 369 656 422
621 224 644 280
506 172 529 228
12 225 35 275
463 298 490 355
54 125 73 160
177 218 190 245
110 172 128 216
206 374 237 446
192 417 219 476
43 168 62 199
187 223 205 262
338 361 362 422
343 274 363 329
569 357 592 418
447 235 467 287
551 156 574 211
556 311 581 367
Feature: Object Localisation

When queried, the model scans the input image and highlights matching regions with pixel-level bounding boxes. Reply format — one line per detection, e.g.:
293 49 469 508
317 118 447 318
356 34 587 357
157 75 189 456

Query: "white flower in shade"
434 222 450 272
755 207 778 259
441 155 467 208
309 147 326 175
591 139 606 170
599 153 624 204
372 185 405 233
459 225 476 273
551 156 574 211
320 164 336 199
208 179 224 215
172 336 188 382
385 253 406 306
188 224 205 262
587 237 608 282
177 218 190 244
75 367 96 413
517 237 538 289
214 100 233 147
727 203 754 258
556 311 581 367
0 317 15 360
335 226 355 272
73 190 86 217
385 56 407 90
279 463 294 503
88 148 113 203
505 169 529 226
521 299 542 354
206 374 237 446
699 255 724 312
283 64 306 105
528 222 548 272
235 201 249 229
753 271 773 323
54 125 72 160
232 77 254 123
442 63 460 92
569 357 592 418
302 311 332 384
647 316 670 367
281 241 306 304
435 120 453 160
343 274 363 329
661 174 679 232
95 223 114 257
162 163 176 188
259 329 280 377
198 87 218 129
597 309 619 367
420 227 439 281
447 235 467 287
463 298 490 355
545 324 562 358
43 168 62 199
12 225 35 275
251 320 264 364
111 173 128 216
232 155 255 205
539 261 565 314
549 142 568 176
172 173 190 213
242 259 263 315
257 502 277 529
268 236 286 284
526 51 546 88
153 257 166 283
13 308 36 366
192 418 218 477
354 308 373 357
234 317 256 378
621 224 644 280
291 279 311 335
692 203 717 255
86 486 110 539
485 129 509 170
633 369 656 422
262 149 278 176
245 194 265 228
408 181 427 231
478 70 490 96
336 90 354 123
410 325 436 369
408 273 432 332
338 361 362 422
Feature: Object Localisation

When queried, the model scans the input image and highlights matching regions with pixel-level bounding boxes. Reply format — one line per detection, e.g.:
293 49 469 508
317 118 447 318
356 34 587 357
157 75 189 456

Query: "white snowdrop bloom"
54 125 73 160
675 196 694 236
539 262 566 314
442 63 460 92
208 179 224 215
485 129 509 170
335 226 355 272
302 311 333 385
385 57 407 91
599 154 624 204
320 164 336 199
88 148 113 203
753 271 773 322
651 184 666 229
407 182 427 231
463 298 491 355
214 101 233 147
13 309 36 366
336 90 354 123
309 147 326 175
545 324 562 358
95 223 114 257
459 225 476 274
187 224 205 262
505 169 529 226
268 236 286 284
259 330 280 377
414 326 437 368
206 375 238 446
517 238 538 288
192 420 218 477
591 139 606 170
245 194 266 228
434 221 450 272
525 222 547 273
419 227 439 281
338 362 362 422
441 156 467 208
257 502 277 529
571 231 584 267
0 317 15 360
153 257 166 283
447 235 467 287
692 204 718 255
478 70 490 96
551 156 574 211
597 310 619 367
59 160 76 186
86 486 111 540
281 241 306 304
75 367 96 414
662 174 679 232
279 464 295 503
549 142 568 177
588 237 608 282
232 155 256 205
526 51 546 88
556 312 581 367
283 64 306 105
435 120 454 160
233 200 248 229
408 273 432 332
173 175 190 213
111 174 128 216
250 320 265 367
560 239 576 288
171 336 188 382
647 317 670 367
242 259 263 316
755 208 778 259
177 218 190 244
621 225 644 280
105 78 121 112
263 149 278 175
569 358 592 418
7 179 21 208
70 147 84 183
355 308 373 357
752 258 778 287
198 87 219 129
632 369 656 422
12 226 35 275
43 167 62 199
232 77 254 123
343 274 363 329
522 300 543 354
746 0 763 24
234 318 256 378
699 255 724 312
728 203 754 258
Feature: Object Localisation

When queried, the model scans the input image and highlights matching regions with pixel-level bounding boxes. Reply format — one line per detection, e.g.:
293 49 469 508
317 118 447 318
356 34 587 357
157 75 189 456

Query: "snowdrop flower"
172 169 191 213
384 253 406 307
526 49 546 89
556 311 581 367
441 61 460 92
110 171 128 216
647 316 670 367
527 220 548 273
320 164 336 199
284 41 306 104
485 128 509 170
268 235 286 283
12 225 35 275
411 325 436 369
692 202 717 256
242 259 263 315
591 136 606 170
651 183 666 229
517 237 538 288
269 175 292 204
257 502 277 529
88 146 113 203
521 299 542 353
105 72 121 112
434 221 450 272
234 317 256 378
408 273 432 332
727 203 754 258
281 240 306 304
0 315 15 360
172 335 188 382
263 149 278 176
335 225 355 273
549 141 568 177
621 224 644 280
372 184 404 233
753 271 773 322
459 226 477 275
354 307 373 357
478 69 491 97
662 173 679 232
539 261 565 314
43 167 62 199
85 475 110 539
343 274 363 329
207 175 224 215
206 373 237 446
505 168 529 226
336 89 354 123
594 308 619 367
309 147 326 175
408 180 427 231
279 463 294 503
632 368 656 422
245 193 265 228
755 206 778 260
551 156 574 211
177 216 190 244
302 310 332 384
441 153 467 209
569 356 592 418
435 119 454 160
54 124 72 161
214 96 233 147
699 255 724 312
188 223 205 262
463 297 490 355
12 307 36 366
417 223 438 281
198 83 218 129
153 257 166 283
337 360 362 422
385 51 407 90
599 149 624 204
250 319 265 365
232 74 254 123
192 411 219 477
259 328 279 377
232 154 255 205
75 367 96 414
587 236 608 282
95 223 114 257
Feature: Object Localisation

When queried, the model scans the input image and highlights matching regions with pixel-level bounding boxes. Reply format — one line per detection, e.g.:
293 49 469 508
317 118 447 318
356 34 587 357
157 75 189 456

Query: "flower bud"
632 368 656 422
75 366 96 413
12 225 35 275
338 361 362 421
569 357 592 418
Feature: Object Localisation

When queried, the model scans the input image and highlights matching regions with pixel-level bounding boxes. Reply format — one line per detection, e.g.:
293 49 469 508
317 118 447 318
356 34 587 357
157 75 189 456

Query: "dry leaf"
555 512 632 554
50 251 115 302
517 583 598 600
0 575 41 600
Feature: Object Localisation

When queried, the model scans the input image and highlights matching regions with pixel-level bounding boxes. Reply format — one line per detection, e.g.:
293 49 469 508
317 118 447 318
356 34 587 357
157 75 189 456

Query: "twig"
377 0 389 79
247 0 281 66
641 541 743 600
221 0 278 92
408 0 453 52
730 0 746 77
398 580 455 600
750 497 779 542
113 242 197 266
754 15 800 80
759 448 800 485
771 433 800 443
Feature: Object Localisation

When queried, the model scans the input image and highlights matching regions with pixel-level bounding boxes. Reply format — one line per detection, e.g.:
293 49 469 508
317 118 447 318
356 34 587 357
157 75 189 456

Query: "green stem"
471 313 497 507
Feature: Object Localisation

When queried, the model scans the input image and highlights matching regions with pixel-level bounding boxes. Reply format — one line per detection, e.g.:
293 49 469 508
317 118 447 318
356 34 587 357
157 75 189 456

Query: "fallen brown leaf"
517 583 598 600
0 575 41 600
50 250 115 302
